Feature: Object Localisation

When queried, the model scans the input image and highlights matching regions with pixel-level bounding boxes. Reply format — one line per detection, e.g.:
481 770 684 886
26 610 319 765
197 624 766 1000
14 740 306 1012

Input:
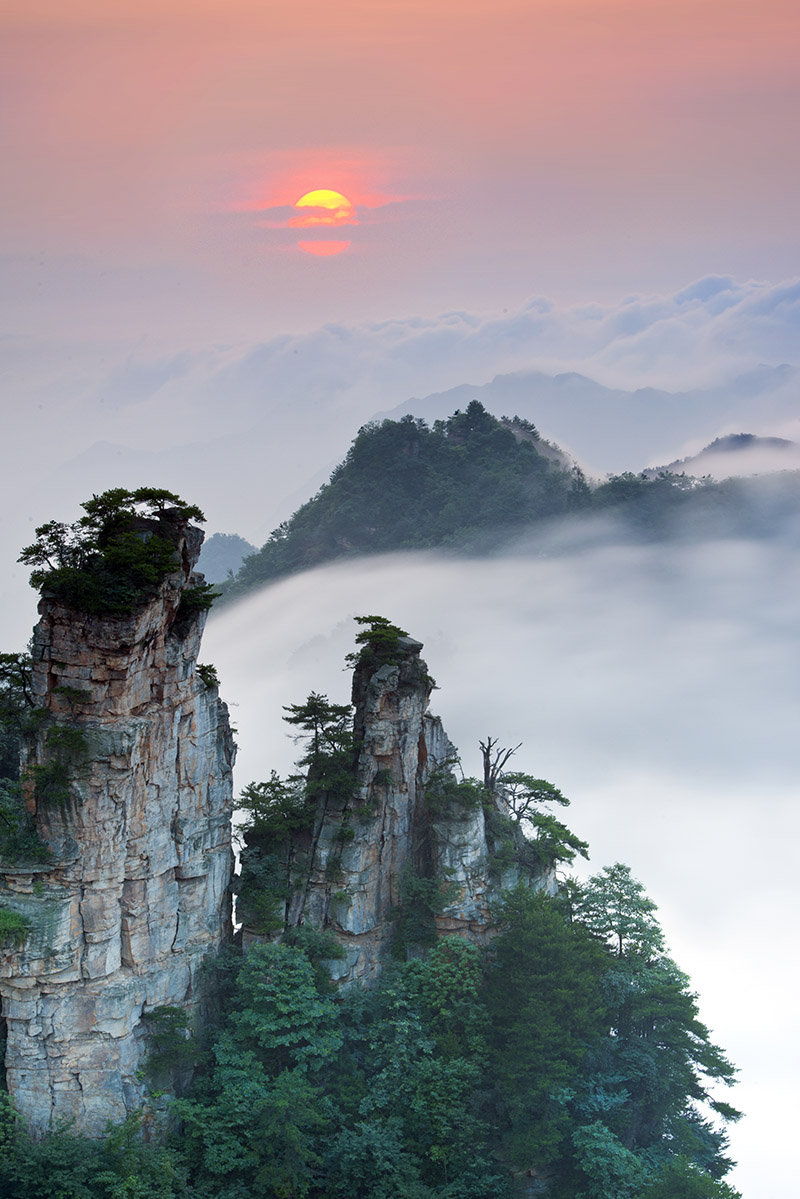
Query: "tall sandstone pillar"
246 635 542 985
0 524 234 1134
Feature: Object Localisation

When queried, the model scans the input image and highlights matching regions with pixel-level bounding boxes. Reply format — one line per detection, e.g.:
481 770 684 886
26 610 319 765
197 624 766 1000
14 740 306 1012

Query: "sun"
291 189 357 255
291 189 356 226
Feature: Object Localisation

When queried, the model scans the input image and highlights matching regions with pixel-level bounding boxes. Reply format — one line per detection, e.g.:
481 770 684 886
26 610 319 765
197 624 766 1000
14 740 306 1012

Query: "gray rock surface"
241 636 547 983
0 526 235 1134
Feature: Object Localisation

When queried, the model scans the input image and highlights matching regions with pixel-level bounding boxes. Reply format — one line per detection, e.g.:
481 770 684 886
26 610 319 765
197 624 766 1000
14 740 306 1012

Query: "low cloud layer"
3 274 800 648
204 525 800 1199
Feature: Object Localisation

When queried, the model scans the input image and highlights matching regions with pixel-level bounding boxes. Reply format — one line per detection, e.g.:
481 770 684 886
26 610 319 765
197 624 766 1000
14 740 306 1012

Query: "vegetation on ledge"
0 653 49 862
18 487 207 615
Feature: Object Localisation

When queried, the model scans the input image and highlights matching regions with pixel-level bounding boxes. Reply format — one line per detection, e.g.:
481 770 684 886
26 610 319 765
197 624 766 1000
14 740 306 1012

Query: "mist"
204 521 800 1199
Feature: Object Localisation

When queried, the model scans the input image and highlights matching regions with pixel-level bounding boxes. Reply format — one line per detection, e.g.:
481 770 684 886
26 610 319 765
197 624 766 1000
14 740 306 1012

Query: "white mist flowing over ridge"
202 531 800 1199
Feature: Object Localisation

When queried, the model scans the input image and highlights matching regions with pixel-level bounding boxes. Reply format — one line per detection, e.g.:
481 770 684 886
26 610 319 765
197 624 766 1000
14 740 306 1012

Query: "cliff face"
241 636 545 984
0 526 235 1134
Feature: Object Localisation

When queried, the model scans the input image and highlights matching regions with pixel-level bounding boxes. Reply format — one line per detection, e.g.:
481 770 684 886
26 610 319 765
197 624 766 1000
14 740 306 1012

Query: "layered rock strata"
242 636 543 984
0 521 235 1134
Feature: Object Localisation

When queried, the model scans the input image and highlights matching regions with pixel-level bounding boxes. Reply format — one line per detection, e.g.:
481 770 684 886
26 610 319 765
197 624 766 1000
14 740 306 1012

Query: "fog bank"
205 529 800 1199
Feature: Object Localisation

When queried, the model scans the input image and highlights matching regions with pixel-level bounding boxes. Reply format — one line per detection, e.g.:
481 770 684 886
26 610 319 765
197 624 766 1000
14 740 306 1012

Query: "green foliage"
570 1120 649 1199
0 652 33 781
196 663 219 690
233 842 292 935
0 905 30 947
174 942 340 1198
282 925 347 994
237 771 310 840
483 805 522 872
0 1100 187 1199
392 867 459 957
174 583 219 625
0 627 741 1199
641 1157 742 1198
484 887 609 1173
424 764 486 818
576 862 666 957
18 488 206 615
52 684 92 707
518 810 590 870
142 1005 202 1085
570 954 739 1166
0 653 50 861
501 772 569 818
330 938 504 1197
226 941 343 1071
222 403 590 598
559 868 740 1195
0 780 50 862
0 879 740 1199
235 693 356 938
282 692 355 805
321 1118 429 1199
498 772 589 869
345 615 410 670
27 722 89 809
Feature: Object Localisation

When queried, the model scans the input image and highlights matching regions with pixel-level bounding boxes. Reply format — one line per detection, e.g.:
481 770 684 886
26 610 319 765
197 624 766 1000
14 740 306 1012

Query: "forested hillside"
222 402 589 598
221 401 800 602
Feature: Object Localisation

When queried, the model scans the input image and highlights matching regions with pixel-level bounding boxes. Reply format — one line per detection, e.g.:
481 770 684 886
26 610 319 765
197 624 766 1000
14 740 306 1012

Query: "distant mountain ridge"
645 433 800 479
222 403 591 599
219 403 800 604
382 364 798 476
48 365 797 549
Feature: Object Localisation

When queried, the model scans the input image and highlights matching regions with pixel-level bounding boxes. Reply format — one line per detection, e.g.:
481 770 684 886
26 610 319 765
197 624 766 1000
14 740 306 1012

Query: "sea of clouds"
204 524 800 1199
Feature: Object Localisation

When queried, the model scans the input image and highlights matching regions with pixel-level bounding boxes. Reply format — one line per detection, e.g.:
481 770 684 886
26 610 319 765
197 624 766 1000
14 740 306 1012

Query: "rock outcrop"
240 635 546 984
0 521 235 1134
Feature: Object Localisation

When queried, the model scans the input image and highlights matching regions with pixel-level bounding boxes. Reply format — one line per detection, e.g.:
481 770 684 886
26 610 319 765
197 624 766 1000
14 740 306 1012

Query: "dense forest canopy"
0 881 741 1198
221 401 800 602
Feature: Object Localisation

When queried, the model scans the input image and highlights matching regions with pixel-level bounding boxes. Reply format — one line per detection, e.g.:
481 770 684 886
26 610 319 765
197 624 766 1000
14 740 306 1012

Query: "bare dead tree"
479 736 522 795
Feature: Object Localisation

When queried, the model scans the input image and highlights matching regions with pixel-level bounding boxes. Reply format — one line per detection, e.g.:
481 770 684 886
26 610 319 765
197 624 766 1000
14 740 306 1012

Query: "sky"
2 0 799 339
3 1 800 1194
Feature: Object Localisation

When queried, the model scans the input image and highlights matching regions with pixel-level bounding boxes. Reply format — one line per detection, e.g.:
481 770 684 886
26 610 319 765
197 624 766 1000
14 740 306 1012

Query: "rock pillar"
0 525 234 1134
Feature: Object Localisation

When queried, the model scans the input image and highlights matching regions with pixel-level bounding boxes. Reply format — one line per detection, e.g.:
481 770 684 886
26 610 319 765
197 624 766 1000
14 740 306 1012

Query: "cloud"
203 522 800 1199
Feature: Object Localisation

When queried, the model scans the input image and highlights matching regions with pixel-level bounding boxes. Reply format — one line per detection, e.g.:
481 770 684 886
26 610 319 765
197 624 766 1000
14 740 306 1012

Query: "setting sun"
292 189 357 256
291 190 357 228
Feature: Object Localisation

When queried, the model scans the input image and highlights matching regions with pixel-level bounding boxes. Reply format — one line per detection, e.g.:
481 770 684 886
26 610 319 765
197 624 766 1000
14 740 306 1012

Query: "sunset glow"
297 239 352 257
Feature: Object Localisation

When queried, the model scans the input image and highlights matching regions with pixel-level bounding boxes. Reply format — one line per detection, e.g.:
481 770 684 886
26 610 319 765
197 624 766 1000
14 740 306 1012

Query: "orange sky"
2 0 798 333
